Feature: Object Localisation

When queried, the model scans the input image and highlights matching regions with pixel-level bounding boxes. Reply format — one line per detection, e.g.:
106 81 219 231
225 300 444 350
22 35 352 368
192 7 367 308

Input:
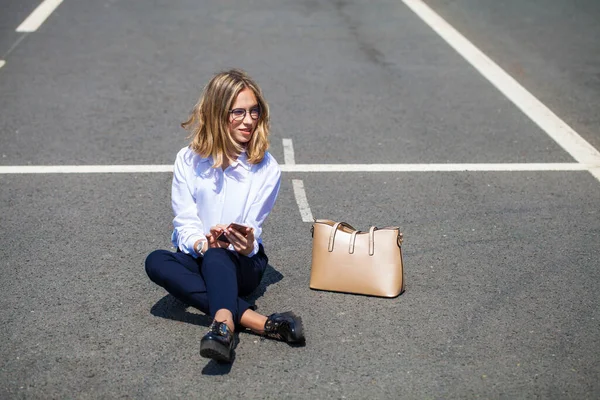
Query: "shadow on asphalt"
149 264 284 323
148 264 284 374
150 295 213 327
201 359 234 375
244 263 284 307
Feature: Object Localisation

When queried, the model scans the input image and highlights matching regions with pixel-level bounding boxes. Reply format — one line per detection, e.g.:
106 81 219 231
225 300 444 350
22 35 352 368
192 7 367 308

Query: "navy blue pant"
145 245 268 325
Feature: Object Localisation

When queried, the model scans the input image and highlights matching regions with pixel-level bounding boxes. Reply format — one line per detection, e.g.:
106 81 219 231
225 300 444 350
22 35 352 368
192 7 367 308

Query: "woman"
145 69 305 363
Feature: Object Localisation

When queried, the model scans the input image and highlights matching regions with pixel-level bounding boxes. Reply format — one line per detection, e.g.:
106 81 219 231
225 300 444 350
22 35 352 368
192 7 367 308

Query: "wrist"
194 239 206 256
241 240 258 257
240 247 252 256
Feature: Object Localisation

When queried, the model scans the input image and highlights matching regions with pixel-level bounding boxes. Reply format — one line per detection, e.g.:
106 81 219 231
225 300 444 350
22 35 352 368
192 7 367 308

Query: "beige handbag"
309 219 405 298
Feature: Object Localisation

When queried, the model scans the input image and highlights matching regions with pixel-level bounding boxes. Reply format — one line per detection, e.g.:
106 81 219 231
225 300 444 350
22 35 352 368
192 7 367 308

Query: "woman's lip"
240 129 252 135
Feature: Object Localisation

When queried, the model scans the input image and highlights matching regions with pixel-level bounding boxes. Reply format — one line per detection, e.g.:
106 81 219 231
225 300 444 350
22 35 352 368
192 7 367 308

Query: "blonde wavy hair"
181 69 271 168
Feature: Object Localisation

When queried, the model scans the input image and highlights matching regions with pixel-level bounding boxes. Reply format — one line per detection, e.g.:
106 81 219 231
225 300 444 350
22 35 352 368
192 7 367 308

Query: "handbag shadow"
149 263 284 327
308 285 405 298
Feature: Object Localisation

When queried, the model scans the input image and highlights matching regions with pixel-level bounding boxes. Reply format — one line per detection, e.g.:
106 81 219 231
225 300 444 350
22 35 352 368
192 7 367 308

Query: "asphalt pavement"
1 0 599 398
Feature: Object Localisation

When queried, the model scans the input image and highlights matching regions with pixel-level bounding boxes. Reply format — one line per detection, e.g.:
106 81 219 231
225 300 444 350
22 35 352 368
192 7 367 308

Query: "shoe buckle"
210 321 229 337
218 323 229 337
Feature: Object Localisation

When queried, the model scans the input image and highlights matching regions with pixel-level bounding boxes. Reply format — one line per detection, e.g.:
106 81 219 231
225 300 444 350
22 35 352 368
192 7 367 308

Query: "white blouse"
170 146 281 258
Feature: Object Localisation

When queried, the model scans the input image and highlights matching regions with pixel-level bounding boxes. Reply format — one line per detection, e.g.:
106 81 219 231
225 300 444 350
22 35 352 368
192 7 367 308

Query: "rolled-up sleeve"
171 149 206 257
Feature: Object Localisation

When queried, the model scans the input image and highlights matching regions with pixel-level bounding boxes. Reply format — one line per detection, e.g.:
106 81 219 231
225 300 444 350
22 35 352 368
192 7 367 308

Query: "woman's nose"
243 113 254 124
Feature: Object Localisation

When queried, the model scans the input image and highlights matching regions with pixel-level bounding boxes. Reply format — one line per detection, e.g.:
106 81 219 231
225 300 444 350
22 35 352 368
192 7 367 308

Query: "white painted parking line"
281 163 593 172
282 138 296 165
589 167 600 182
292 179 314 222
16 0 63 32
0 60 5 69
0 163 593 174
402 0 600 182
0 165 173 174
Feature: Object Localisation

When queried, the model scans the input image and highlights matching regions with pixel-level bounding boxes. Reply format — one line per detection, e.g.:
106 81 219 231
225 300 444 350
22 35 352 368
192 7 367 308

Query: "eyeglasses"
229 107 260 121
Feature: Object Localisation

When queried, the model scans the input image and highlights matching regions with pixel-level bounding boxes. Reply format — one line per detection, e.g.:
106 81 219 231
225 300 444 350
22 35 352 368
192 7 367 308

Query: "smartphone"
216 223 250 243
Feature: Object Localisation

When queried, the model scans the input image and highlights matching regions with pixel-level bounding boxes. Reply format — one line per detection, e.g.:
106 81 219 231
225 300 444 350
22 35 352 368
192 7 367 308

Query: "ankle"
214 309 235 332
254 316 268 334
240 309 268 333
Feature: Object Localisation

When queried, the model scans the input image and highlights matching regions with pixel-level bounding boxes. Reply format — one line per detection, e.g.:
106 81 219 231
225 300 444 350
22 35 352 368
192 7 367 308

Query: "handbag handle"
368 226 377 256
367 227 405 253
311 219 356 238
344 225 377 256
347 228 376 255
328 222 356 252
330 223 401 255
349 231 358 254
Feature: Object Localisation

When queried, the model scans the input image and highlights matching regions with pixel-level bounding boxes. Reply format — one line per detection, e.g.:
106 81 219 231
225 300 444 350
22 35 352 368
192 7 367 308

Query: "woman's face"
228 87 260 145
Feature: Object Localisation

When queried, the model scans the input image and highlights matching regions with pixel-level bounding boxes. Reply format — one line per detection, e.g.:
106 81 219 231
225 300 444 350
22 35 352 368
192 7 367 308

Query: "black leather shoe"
264 311 305 344
200 321 234 363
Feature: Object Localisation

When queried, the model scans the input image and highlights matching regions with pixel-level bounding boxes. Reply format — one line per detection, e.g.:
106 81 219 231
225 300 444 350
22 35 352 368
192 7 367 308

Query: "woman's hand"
206 224 230 249
225 225 255 256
